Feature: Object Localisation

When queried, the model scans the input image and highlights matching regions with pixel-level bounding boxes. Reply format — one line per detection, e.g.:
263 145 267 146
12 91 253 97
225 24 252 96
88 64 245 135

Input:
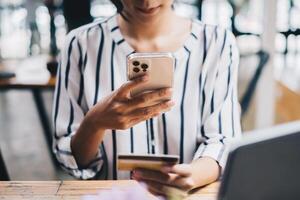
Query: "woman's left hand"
132 164 196 197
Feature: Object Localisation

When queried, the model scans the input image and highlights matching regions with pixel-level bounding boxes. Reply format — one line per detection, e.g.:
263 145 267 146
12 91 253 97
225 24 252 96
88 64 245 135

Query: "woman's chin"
134 6 162 20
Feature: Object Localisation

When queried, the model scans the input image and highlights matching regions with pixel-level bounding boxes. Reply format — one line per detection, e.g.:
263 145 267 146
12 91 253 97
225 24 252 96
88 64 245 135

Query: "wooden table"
276 82 300 124
0 56 56 89
0 181 219 200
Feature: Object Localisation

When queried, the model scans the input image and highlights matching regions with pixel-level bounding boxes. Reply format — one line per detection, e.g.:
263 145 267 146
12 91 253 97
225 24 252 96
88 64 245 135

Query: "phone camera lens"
141 64 148 69
133 67 140 73
133 61 140 66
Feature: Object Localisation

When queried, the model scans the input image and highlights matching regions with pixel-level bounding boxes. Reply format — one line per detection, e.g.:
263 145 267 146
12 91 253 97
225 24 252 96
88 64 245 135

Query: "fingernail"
142 75 149 81
131 171 137 180
133 170 141 177
134 171 141 178
166 88 173 93
161 166 172 173
167 101 175 106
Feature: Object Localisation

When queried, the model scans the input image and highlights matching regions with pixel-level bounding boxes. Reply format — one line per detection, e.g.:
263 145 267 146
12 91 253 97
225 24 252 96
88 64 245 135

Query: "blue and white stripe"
52 14 241 180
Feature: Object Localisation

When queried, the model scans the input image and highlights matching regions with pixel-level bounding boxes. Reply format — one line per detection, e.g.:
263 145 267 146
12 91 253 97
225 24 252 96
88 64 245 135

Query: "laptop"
218 121 300 200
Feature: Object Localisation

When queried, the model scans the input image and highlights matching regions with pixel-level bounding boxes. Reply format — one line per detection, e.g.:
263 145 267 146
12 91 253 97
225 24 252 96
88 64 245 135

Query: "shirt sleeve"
52 29 104 180
193 29 242 170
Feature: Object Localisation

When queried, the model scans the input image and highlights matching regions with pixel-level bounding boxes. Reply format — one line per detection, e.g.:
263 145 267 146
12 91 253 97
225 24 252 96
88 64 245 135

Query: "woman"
53 0 241 196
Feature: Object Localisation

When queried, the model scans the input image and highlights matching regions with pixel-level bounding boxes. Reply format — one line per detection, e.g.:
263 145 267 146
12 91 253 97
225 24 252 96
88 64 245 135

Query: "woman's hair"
111 0 123 13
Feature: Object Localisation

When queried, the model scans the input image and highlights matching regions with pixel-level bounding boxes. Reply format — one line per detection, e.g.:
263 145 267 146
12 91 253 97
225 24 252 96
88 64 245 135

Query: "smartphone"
118 154 179 171
127 52 175 98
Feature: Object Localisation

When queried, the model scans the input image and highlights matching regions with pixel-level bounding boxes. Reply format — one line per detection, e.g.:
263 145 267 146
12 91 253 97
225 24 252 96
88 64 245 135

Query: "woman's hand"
132 164 196 197
132 157 220 197
72 75 174 168
87 75 174 132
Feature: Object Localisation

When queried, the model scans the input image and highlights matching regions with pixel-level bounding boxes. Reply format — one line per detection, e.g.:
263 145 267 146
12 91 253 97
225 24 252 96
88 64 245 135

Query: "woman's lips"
135 6 161 15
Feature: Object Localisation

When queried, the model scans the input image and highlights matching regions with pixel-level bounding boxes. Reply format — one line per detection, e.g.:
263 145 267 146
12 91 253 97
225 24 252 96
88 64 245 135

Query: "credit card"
118 154 179 171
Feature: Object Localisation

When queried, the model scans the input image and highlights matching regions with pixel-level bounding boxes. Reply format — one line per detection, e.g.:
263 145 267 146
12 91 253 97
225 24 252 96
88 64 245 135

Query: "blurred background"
0 0 299 180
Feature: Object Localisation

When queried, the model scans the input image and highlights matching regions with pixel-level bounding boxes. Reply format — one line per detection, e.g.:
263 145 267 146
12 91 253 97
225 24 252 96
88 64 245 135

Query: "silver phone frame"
126 52 175 82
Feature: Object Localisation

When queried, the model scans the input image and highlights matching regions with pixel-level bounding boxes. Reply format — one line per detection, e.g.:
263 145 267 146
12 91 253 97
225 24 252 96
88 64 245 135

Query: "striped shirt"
52 14 241 180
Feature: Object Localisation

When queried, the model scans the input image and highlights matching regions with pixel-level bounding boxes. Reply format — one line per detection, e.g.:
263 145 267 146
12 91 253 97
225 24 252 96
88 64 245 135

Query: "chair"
240 50 270 117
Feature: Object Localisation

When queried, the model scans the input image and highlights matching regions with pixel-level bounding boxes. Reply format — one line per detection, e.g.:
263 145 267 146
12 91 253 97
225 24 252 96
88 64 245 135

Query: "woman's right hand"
87 75 175 132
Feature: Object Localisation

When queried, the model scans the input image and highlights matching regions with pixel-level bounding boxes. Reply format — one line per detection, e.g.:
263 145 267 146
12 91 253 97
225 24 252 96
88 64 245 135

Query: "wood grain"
0 181 60 195
0 181 219 200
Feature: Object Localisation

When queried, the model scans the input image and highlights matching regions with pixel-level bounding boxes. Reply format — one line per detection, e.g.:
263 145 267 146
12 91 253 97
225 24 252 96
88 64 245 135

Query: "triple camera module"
132 61 149 73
